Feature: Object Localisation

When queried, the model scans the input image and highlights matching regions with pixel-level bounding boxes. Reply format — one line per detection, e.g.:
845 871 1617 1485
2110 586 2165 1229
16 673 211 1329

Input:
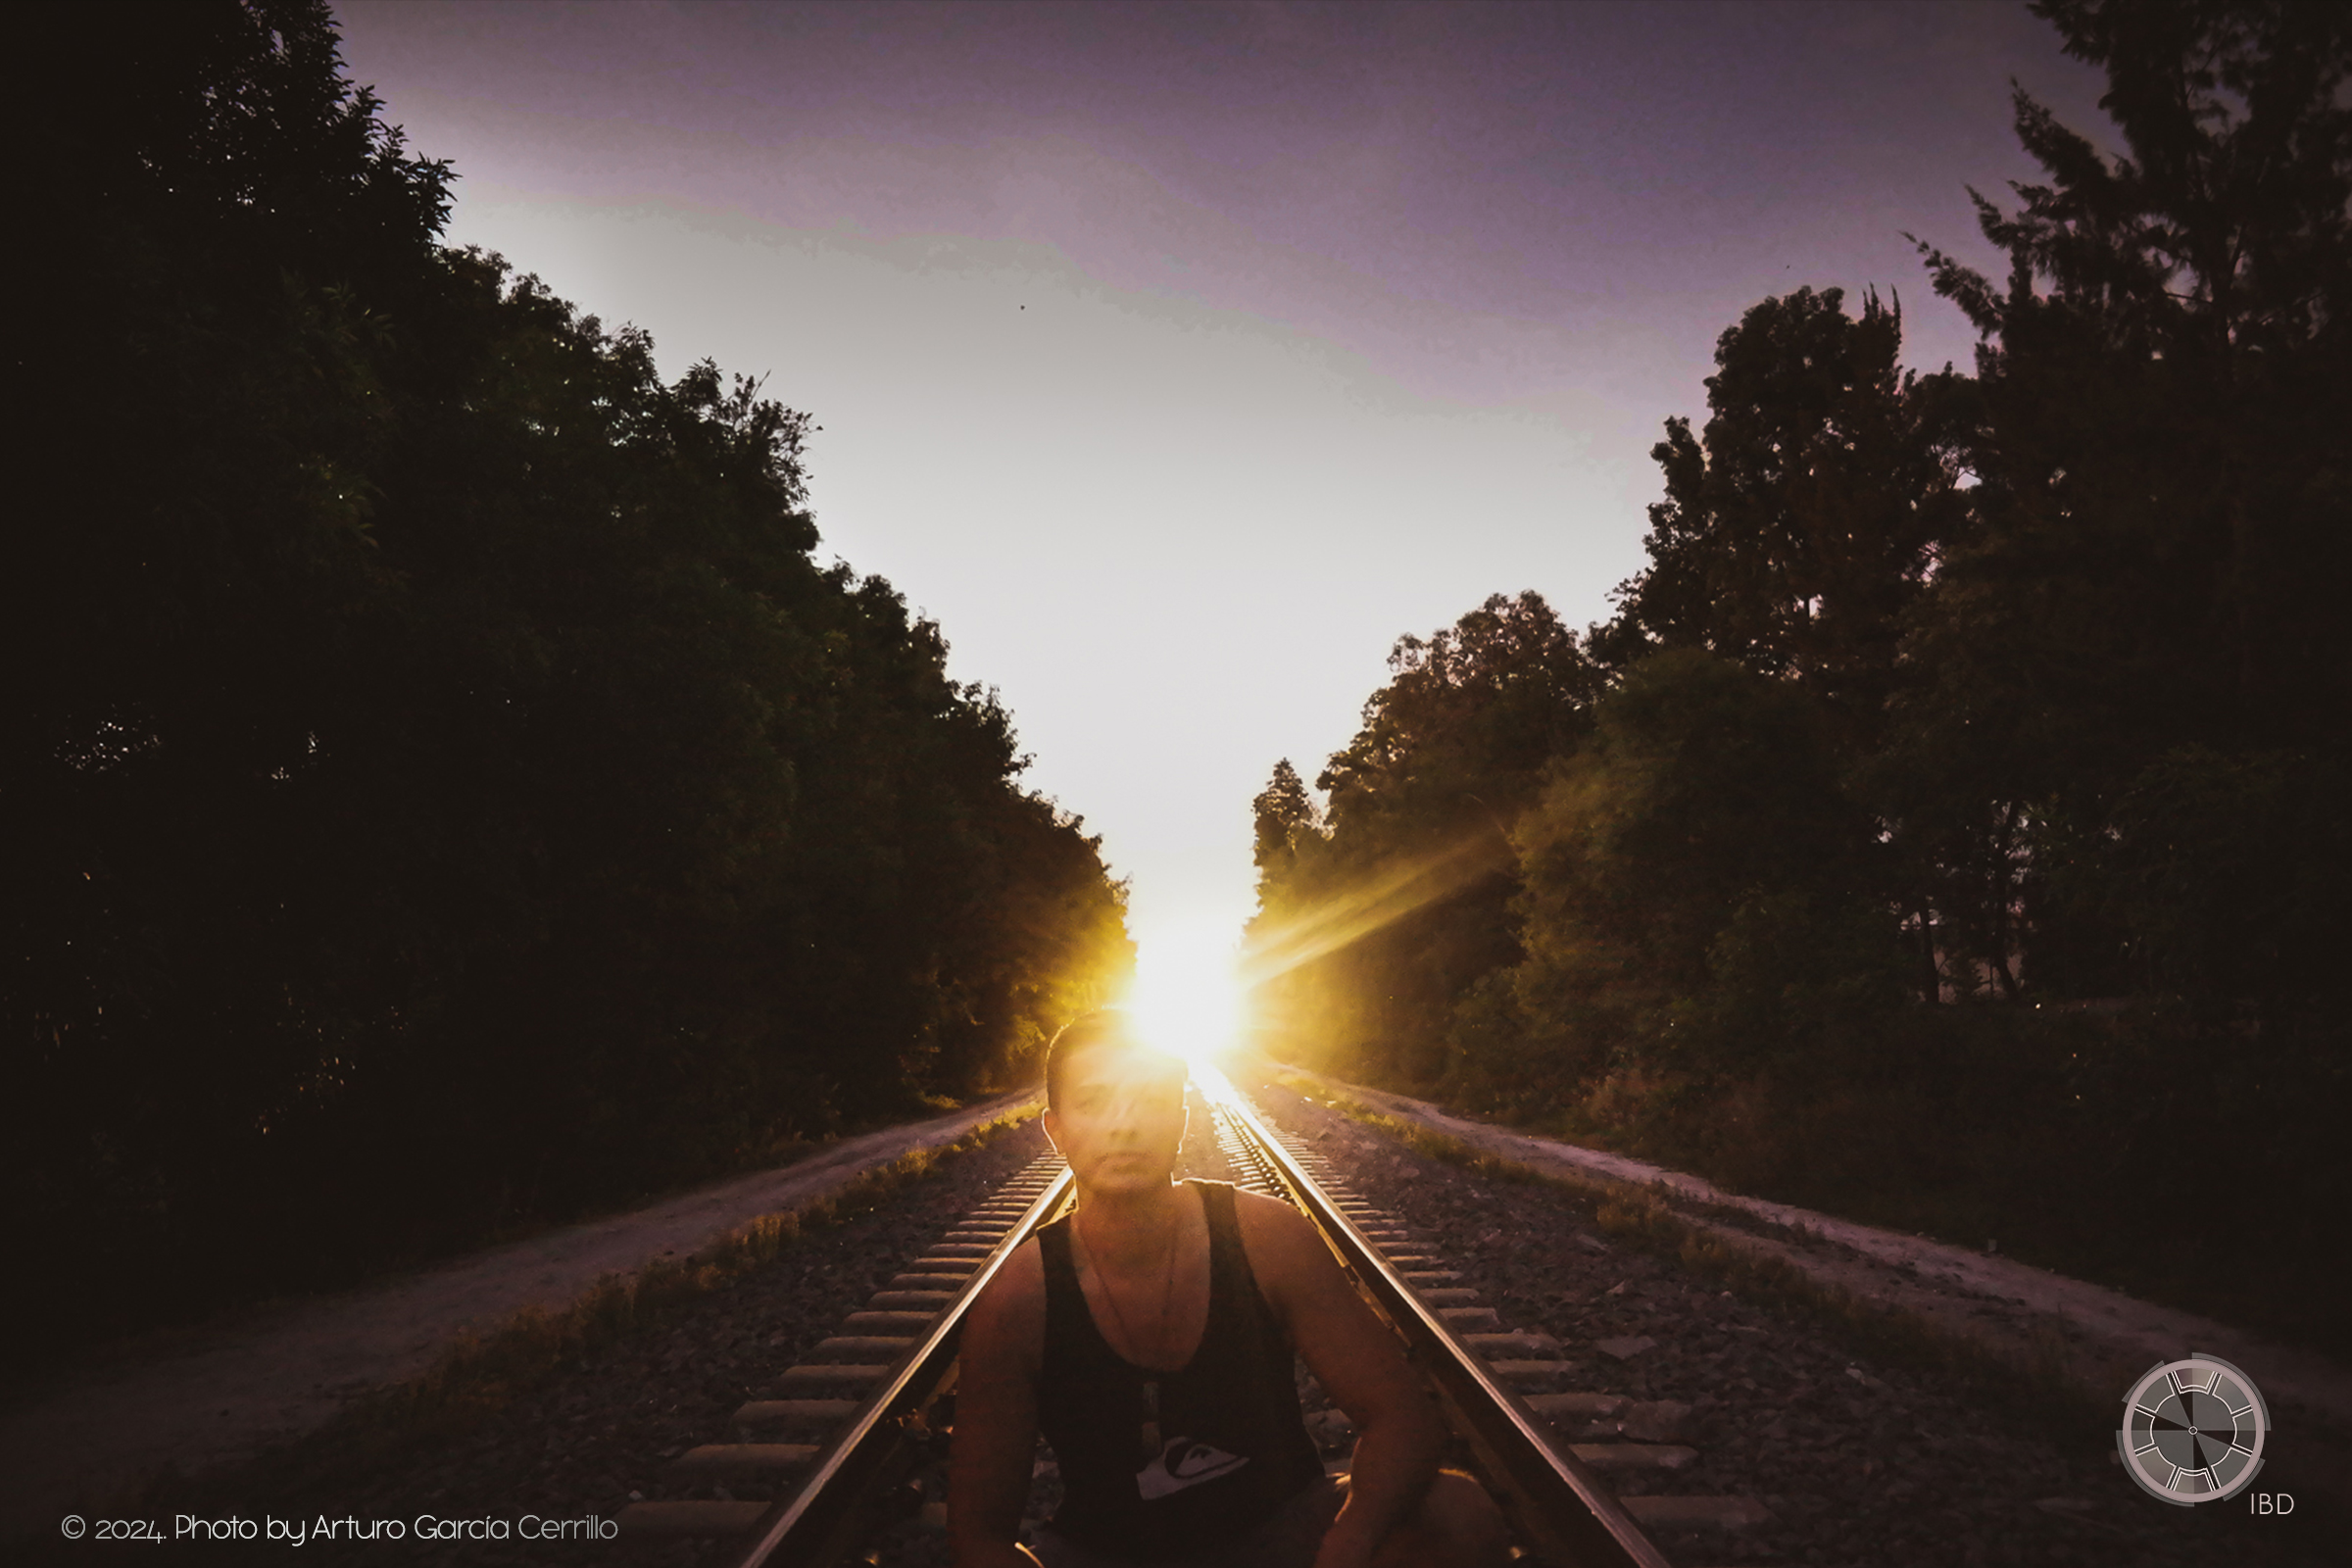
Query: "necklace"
1077 1202 1180 1365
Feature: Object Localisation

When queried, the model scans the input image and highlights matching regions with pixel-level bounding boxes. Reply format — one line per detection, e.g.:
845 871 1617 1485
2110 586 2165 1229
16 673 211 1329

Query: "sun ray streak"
1239 832 1507 990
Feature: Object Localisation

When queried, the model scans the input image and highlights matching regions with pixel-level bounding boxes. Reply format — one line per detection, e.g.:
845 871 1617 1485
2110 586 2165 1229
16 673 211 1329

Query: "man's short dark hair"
1044 1008 1180 1111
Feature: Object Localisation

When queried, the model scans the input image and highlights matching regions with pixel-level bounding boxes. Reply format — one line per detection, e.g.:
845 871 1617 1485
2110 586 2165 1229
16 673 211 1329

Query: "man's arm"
1233 1191 1446 1568
947 1240 1048 1568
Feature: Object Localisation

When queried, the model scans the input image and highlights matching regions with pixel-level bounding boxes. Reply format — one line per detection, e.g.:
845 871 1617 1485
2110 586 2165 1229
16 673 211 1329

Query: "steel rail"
723 1163 1076 1568
1197 1064 1675 1568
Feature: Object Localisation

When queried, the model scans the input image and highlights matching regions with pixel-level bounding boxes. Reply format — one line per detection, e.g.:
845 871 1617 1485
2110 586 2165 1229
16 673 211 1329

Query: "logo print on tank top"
1136 1438 1250 1500
1133 1379 1250 1500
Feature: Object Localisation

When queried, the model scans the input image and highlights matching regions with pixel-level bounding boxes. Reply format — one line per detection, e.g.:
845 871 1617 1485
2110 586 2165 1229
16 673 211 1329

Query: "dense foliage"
1248 0 2349 1348
5 1 1129 1349
1249 594 1602 1085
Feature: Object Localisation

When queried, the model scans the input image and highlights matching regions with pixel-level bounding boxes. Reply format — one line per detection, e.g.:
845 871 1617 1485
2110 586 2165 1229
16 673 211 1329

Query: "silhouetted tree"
1250 760 1322 882
1246 594 1600 1082
4 0 1131 1353
1447 650 1893 1107
1598 287 1972 740
1896 0 2352 1004
1248 0 2350 1353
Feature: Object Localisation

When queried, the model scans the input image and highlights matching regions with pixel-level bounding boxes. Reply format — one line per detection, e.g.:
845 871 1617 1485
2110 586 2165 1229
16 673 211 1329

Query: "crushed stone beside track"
0 1091 1037 1544
1243 1068 2332 1567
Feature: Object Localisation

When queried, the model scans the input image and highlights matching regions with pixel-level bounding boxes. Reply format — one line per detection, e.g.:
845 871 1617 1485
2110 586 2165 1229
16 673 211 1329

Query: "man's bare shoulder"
1227 1186 1332 1294
973 1235 1049 1314
1228 1183 1316 1239
962 1235 1048 1378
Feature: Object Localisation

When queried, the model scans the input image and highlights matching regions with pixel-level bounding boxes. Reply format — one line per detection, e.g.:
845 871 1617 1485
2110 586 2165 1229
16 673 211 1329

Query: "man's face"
1044 1044 1189 1198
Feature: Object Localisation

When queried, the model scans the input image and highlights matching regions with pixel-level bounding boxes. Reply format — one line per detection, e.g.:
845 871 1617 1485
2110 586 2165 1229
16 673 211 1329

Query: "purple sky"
333 1 2111 967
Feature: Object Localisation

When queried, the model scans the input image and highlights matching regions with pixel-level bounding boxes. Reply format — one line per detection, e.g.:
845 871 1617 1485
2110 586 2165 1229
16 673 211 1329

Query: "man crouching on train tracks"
950 1009 1511 1568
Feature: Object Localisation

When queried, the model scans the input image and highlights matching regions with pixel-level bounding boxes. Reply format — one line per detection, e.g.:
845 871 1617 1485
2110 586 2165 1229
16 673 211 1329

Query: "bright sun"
1122 924 1245 1066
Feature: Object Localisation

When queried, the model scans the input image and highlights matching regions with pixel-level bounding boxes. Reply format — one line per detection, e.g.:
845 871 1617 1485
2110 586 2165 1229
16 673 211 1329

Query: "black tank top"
1036 1180 1324 1558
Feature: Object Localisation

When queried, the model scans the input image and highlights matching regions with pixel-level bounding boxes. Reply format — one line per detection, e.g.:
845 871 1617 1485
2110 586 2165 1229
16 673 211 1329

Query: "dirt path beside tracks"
0 1091 1037 1538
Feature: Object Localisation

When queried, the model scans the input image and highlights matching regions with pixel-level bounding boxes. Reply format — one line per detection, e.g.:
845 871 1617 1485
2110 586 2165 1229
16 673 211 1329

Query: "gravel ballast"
105 1119 1057 1566
73 1078 2334 1566
1241 1072 2333 1567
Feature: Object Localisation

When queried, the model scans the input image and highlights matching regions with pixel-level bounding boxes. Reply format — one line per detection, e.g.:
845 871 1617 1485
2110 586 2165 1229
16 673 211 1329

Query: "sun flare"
1122 924 1245 1067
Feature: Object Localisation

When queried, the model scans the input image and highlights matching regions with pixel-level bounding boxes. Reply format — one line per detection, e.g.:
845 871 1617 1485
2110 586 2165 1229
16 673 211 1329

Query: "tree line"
1247 0 2348 1350
4 0 1131 1353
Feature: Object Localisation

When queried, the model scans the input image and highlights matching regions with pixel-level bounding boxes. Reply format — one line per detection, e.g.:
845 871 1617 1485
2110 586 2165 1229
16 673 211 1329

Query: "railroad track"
612 1066 1767 1566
